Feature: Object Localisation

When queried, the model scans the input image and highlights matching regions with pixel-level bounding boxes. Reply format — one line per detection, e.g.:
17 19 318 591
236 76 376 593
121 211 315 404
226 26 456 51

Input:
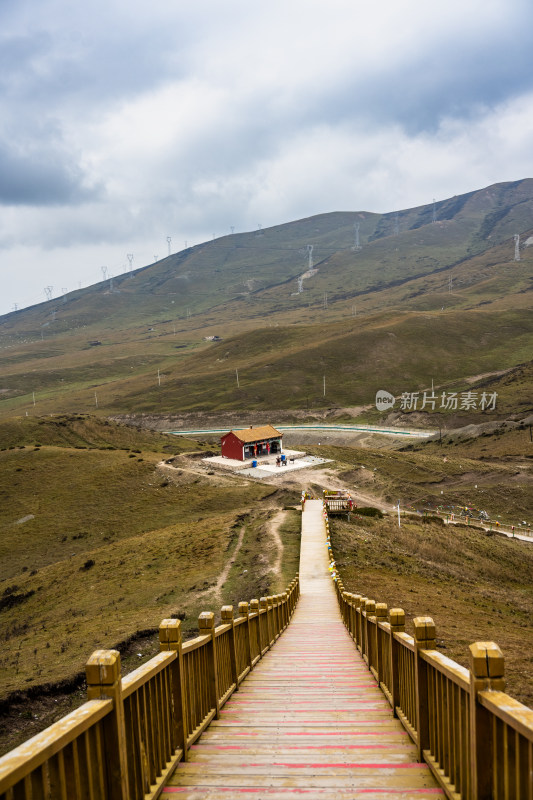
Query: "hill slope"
0 179 532 419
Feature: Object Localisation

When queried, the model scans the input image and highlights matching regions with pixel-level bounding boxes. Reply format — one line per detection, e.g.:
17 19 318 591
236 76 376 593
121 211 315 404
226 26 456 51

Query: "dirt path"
197 525 246 605
265 509 285 579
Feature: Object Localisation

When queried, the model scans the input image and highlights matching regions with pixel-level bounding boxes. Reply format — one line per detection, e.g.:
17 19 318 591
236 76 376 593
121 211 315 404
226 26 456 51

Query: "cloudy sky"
1 0 533 315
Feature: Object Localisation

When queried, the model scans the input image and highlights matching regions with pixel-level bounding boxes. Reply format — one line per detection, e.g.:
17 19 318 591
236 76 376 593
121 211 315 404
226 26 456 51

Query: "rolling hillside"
0 179 532 420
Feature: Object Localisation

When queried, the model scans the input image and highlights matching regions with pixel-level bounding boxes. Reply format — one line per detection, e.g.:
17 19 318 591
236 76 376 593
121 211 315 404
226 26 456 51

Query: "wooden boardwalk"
162 500 443 799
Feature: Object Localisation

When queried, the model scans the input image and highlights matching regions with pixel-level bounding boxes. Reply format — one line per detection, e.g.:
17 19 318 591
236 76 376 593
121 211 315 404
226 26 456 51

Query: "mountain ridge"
0 179 532 420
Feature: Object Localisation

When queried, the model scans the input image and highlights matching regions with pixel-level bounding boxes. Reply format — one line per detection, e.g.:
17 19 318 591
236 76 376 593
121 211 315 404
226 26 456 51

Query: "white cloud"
1 0 533 314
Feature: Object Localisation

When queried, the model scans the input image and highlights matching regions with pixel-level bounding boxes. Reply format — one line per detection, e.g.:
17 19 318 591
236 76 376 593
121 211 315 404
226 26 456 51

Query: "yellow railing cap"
470 641 504 678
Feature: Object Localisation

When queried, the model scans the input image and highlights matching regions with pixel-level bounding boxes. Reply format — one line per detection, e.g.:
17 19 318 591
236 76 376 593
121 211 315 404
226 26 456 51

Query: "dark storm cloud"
0 139 99 205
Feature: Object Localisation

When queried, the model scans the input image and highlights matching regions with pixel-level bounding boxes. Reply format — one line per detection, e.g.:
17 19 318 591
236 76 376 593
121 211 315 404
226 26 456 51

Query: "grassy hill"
331 514 533 708
0 179 532 421
0 416 301 753
1 417 531 755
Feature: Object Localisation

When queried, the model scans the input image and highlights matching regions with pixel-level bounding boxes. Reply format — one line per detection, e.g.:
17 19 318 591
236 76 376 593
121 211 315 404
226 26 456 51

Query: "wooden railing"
0 577 299 800
324 503 533 800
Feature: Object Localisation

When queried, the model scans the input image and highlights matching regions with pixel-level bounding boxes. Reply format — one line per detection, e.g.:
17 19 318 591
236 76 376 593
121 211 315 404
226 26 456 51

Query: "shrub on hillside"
356 507 384 519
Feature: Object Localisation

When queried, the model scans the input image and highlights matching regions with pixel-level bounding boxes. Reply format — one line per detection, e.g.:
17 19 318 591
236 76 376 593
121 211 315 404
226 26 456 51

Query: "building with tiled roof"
220 425 282 461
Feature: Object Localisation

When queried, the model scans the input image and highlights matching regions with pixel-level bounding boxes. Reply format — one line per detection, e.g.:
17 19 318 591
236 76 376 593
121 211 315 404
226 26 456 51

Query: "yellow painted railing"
0 577 300 800
325 502 533 800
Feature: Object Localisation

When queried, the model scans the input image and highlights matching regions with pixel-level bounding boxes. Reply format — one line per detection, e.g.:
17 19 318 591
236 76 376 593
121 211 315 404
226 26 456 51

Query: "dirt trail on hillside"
265 510 285 579
197 525 246 605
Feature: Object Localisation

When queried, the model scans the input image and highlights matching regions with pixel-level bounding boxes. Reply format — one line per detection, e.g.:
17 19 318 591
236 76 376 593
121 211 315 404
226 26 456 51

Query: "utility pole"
236 369 240 388
323 375 326 397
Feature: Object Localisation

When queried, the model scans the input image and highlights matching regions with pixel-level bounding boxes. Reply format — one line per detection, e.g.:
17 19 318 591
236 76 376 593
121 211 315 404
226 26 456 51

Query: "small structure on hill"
221 425 283 461
324 490 354 516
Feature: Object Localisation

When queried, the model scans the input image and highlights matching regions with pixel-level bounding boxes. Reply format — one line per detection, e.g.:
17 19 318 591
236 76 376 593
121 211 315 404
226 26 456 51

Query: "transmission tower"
231 226 235 234
297 276 304 293
514 234 521 261
44 286 53 301
101 266 108 281
61 288 68 303
167 236 172 256
127 253 134 275
353 223 361 251
12 303 18 313
306 244 314 269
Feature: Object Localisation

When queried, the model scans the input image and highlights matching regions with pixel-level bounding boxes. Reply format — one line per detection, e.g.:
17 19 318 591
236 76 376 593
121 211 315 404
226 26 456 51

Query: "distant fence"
0 578 300 800
323 502 533 800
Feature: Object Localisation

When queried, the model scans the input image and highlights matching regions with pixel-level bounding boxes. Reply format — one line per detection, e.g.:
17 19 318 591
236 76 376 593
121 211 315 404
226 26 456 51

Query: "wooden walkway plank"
162 499 443 799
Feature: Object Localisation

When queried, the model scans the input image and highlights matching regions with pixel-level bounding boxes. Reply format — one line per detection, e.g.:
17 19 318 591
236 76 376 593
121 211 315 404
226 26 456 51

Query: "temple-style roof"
227 425 282 443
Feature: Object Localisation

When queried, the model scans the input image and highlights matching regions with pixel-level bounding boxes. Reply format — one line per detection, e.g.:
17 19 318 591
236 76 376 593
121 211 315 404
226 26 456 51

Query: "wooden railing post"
389 608 405 716
251 598 262 655
199 611 220 719
221 605 238 689
344 592 353 636
352 595 362 647
239 601 252 670
364 599 375 665
273 595 281 637
266 596 274 645
375 602 388 685
359 597 368 653
86 649 129 800
413 616 437 762
281 592 288 630
469 641 505 800
159 618 188 760
260 597 269 651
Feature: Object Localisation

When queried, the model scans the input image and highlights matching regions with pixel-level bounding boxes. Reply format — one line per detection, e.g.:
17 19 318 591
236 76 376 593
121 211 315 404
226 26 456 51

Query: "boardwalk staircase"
1 497 532 799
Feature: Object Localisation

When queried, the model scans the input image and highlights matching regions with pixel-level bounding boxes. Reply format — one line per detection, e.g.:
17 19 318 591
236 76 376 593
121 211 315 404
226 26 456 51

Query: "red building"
220 425 283 461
